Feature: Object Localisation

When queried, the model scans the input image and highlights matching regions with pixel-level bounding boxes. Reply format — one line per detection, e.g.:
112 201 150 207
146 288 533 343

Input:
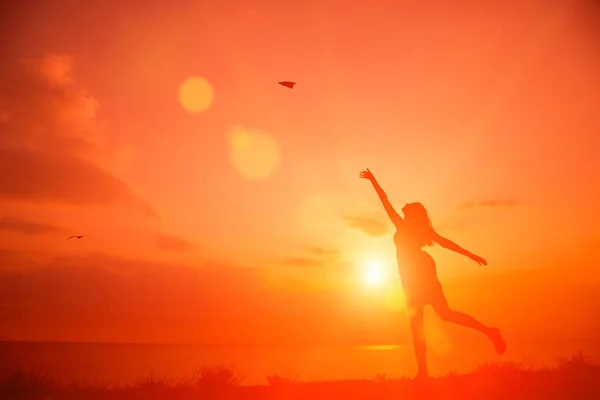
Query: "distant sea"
2 339 599 386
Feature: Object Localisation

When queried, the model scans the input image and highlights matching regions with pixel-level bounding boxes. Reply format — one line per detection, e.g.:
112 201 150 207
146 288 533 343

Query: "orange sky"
1 0 600 345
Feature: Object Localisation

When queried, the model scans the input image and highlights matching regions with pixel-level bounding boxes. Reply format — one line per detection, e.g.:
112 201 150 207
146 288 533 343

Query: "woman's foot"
415 370 430 380
486 327 506 355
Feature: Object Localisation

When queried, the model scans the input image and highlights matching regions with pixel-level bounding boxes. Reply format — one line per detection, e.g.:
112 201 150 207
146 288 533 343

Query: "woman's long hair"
404 202 434 247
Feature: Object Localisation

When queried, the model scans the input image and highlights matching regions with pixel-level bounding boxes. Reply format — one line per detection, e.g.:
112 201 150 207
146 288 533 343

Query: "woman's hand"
471 254 488 266
359 168 375 181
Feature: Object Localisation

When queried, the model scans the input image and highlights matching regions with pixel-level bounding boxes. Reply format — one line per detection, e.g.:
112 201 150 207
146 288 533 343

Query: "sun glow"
364 260 385 287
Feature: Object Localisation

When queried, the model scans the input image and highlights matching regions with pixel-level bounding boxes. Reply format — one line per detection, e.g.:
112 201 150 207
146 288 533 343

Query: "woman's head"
402 202 434 247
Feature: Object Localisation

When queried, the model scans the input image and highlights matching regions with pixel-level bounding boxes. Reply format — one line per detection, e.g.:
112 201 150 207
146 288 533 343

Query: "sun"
364 260 385 287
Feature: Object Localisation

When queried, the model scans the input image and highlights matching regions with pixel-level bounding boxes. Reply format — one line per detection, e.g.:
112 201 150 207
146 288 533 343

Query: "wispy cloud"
0 54 157 217
282 257 326 267
0 217 67 235
282 246 341 267
0 148 158 217
308 247 341 258
343 215 388 237
155 233 195 252
457 199 523 211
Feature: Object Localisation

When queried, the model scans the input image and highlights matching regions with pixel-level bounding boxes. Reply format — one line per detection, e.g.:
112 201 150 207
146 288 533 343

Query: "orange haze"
1 0 600 349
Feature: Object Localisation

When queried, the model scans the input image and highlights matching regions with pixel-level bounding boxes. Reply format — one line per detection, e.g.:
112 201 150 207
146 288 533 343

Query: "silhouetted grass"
265 372 300 387
1 353 599 399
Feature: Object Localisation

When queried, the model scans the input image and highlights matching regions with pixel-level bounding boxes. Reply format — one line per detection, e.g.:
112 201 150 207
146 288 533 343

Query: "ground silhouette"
2 353 598 400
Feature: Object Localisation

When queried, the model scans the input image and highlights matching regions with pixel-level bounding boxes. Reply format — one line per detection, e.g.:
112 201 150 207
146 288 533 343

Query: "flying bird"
67 235 86 240
278 81 296 89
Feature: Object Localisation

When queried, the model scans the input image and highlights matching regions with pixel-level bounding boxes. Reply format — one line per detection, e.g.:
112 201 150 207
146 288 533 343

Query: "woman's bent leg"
431 283 506 355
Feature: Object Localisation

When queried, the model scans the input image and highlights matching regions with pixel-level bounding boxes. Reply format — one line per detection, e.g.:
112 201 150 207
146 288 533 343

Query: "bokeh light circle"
227 126 280 180
178 76 214 113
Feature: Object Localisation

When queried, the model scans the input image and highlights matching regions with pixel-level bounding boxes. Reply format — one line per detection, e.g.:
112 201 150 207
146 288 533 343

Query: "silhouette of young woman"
359 168 505 379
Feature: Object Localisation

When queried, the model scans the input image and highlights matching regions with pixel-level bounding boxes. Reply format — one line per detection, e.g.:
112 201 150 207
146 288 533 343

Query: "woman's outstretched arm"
432 231 488 266
359 169 403 228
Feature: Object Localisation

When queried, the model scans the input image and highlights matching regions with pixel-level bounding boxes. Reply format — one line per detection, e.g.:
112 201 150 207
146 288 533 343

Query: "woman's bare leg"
408 304 429 378
431 286 506 355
